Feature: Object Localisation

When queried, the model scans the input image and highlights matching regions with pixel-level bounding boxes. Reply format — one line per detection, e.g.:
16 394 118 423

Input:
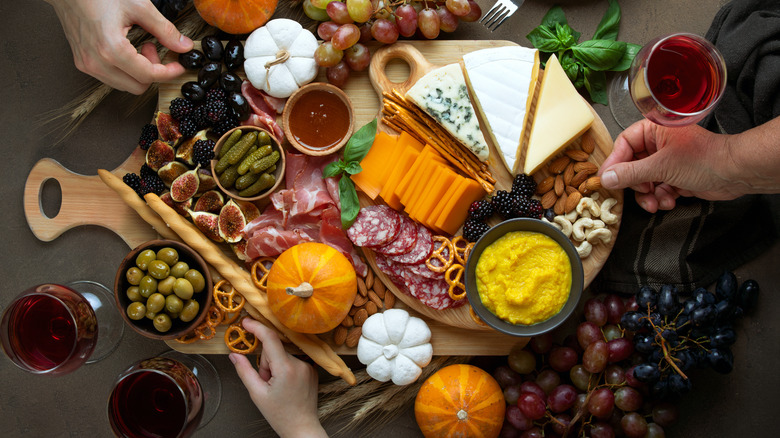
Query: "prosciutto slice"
243 152 368 277
241 80 284 140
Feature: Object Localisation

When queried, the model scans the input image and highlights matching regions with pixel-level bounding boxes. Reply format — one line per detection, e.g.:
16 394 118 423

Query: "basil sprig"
526 0 641 105
322 118 378 229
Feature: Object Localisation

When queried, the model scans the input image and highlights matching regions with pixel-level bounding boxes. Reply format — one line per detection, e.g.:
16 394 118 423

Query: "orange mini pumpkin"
266 242 357 334
415 364 506 438
194 0 278 35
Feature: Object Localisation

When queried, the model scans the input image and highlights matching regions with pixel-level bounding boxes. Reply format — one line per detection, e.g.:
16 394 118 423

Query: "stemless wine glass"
609 33 727 129
107 351 221 438
0 281 123 375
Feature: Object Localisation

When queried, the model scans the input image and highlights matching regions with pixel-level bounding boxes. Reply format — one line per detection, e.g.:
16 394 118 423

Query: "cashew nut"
564 208 579 223
553 216 573 238
572 217 594 241
600 198 619 224
576 240 593 258
576 196 601 218
592 219 606 229
587 227 613 244
591 192 600 201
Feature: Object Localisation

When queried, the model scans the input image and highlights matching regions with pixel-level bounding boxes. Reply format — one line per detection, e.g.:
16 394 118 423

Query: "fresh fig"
175 130 208 165
196 168 218 194
170 166 200 202
193 190 224 213
161 192 192 217
155 112 182 146
188 210 223 242
146 140 175 171
157 161 189 187
235 200 261 223
218 200 247 243
231 239 249 261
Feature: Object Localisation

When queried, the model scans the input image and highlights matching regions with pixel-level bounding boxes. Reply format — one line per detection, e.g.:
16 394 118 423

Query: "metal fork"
480 0 522 31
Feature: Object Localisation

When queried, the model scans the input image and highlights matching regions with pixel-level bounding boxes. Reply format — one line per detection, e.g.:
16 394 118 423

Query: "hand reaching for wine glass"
230 318 328 438
599 116 780 213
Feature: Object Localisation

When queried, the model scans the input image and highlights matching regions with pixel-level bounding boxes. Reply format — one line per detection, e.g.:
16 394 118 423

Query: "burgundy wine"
7 294 77 370
109 370 188 438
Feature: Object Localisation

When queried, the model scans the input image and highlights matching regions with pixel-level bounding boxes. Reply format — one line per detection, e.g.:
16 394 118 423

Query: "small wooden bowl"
114 239 213 340
211 126 285 202
282 82 354 156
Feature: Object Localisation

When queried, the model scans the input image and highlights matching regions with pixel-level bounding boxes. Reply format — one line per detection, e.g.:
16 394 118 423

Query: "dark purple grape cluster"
150 0 189 21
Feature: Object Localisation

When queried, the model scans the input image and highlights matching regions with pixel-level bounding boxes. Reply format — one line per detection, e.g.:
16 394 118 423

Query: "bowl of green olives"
114 239 213 340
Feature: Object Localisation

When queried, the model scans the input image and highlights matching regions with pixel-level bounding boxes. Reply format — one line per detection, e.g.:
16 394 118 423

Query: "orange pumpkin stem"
456 409 468 421
286 282 314 298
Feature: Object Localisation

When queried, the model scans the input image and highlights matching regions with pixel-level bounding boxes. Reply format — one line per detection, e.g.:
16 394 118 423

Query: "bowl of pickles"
114 239 213 340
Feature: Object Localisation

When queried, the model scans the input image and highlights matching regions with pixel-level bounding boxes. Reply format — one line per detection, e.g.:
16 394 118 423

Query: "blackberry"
191 104 209 130
193 139 216 168
467 200 494 221
123 173 147 197
204 99 229 125
516 197 532 217
527 199 543 219
138 124 158 150
139 163 157 180
212 115 239 137
205 87 227 104
179 117 199 138
491 190 521 219
463 219 490 243
512 173 537 198
141 171 166 195
169 97 194 121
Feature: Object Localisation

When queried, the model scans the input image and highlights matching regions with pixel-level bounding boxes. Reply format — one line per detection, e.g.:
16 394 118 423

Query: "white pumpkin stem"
286 282 314 298
456 409 468 421
264 49 291 90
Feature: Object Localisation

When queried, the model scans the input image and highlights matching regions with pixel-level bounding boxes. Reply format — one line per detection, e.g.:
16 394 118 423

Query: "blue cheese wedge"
462 46 540 174
405 63 490 163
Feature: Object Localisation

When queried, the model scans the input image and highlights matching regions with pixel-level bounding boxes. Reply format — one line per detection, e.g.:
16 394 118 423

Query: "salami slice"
389 224 433 265
405 260 444 280
346 205 401 248
374 254 412 297
400 269 460 310
374 214 418 256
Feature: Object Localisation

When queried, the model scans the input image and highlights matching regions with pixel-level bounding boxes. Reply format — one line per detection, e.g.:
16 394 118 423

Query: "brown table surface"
3 0 777 437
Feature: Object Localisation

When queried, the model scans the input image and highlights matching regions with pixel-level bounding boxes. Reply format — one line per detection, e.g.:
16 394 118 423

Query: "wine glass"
0 281 124 375
609 33 727 129
107 351 222 438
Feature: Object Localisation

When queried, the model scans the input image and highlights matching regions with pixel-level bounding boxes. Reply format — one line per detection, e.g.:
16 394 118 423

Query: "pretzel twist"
194 322 216 340
224 319 259 354
426 236 454 273
452 236 474 265
213 280 246 314
250 257 276 291
205 304 224 328
444 263 467 301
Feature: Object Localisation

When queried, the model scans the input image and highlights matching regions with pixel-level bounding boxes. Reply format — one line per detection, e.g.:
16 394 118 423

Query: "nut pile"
331 266 395 348
537 133 602 215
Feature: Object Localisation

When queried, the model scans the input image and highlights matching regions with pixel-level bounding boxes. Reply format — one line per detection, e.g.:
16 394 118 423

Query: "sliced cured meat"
347 206 401 248
400 269 461 310
405 260 444 280
374 214 418 256
374 254 411 296
389 224 433 265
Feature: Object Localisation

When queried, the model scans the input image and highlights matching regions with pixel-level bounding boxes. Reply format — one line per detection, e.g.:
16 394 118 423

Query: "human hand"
598 119 741 213
230 318 328 438
46 0 193 94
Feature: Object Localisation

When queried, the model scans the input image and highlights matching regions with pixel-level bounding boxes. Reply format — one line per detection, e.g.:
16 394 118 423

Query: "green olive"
156 247 179 267
184 269 206 293
146 293 165 313
148 260 171 280
173 278 194 300
135 249 156 270
165 295 184 314
126 286 142 302
126 267 144 286
179 300 200 322
145 309 157 320
126 302 146 320
168 312 180 319
170 261 190 278
153 314 173 332
158 276 176 295
138 275 158 298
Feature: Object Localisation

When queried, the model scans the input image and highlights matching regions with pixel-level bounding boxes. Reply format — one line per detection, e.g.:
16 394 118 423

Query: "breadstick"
144 193 357 385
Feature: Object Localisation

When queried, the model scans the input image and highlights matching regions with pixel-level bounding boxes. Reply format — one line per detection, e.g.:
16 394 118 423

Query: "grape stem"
643 309 690 380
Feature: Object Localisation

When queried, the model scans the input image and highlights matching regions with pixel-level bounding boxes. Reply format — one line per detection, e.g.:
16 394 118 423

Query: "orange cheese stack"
351 132 486 235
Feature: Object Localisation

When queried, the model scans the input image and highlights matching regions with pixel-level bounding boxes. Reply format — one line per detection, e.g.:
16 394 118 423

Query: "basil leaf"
344 161 362 175
527 26 564 52
584 68 608 106
338 176 360 229
560 51 582 84
322 160 345 178
572 40 626 71
594 0 621 41
342 118 377 164
541 6 568 28
555 23 577 49
611 43 642 71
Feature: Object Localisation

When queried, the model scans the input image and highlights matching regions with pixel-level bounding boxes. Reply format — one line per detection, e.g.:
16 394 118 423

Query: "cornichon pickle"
249 150 280 175
218 129 242 158
225 131 258 165
235 172 260 190
239 173 275 197
237 145 273 175
218 163 240 188
257 130 272 146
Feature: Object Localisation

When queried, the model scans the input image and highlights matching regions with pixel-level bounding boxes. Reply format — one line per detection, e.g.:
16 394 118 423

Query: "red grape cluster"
305 0 483 87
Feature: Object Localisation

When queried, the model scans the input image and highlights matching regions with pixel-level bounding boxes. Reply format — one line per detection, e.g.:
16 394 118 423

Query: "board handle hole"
39 178 62 219
385 58 411 84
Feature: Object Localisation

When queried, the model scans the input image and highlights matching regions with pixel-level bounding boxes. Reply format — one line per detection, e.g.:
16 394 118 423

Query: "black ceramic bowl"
114 239 213 340
465 218 584 337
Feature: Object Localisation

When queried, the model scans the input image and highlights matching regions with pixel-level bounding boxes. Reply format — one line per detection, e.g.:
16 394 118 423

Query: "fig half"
146 140 175 171
235 200 261 223
157 161 189 187
170 167 200 202
155 112 182 146
193 190 224 213
176 130 208 165
188 210 223 242
218 199 247 243
161 192 192 217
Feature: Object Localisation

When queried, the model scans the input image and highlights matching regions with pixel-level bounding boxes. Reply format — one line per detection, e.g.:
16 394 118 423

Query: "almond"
582 176 602 191
345 327 362 348
384 291 395 309
353 293 368 307
341 315 354 328
365 269 374 290
373 281 386 299
573 162 598 174
357 277 367 296
548 156 571 174
354 308 369 326
368 290 383 309
554 175 564 196
537 176 554 195
565 191 582 213
349 306 360 316
581 134 596 154
565 185 578 195
554 191 568 215
565 149 590 162
366 301 378 316
541 190 558 209
563 162 575 186
571 170 590 188
333 326 348 346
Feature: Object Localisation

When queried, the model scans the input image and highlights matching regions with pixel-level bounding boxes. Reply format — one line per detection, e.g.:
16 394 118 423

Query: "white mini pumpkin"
357 308 433 386
244 18 319 99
